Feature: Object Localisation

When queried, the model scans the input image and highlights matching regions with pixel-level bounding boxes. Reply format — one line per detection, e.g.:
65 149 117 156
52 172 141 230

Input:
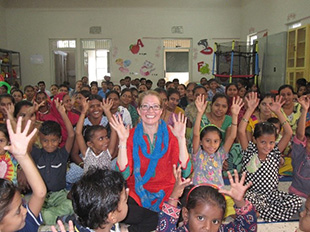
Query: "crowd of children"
0 76 310 232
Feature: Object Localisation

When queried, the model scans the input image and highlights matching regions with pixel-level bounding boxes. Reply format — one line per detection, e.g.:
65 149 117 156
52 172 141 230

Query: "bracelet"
118 144 127 149
231 122 237 126
78 162 84 167
168 197 181 205
242 118 249 123
281 120 288 126
234 200 252 215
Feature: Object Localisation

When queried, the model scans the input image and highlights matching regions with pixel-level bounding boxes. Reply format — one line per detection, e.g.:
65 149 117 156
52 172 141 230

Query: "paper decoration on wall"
129 39 144 54
198 61 210 74
140 60 155 76
116 58 131 74
112 46 118 58
155 46 161 58
198 39 213 55
30 54 44 64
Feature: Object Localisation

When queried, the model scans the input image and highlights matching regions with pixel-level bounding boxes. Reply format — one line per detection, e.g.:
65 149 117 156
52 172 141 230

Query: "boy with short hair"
52 168 128 232
207 79 225 101
31 101 75 225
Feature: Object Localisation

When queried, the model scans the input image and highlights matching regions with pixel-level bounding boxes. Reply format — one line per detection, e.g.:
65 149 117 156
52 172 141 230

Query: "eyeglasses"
140 104 161 111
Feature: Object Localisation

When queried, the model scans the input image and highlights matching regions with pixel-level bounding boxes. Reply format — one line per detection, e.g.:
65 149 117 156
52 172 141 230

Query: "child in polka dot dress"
238 92 302 222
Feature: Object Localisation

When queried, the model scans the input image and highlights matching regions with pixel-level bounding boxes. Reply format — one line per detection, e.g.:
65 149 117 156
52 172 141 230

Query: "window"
81 39 111 83
163 39 191 84
56 40 76 48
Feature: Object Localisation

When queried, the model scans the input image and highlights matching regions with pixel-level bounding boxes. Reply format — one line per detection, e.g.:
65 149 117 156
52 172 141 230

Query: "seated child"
192 94 243 187
51 168 128 232
207 79 225 101
31 101 75 225
156 167 257 232
289 96 310 198
238 92 302 221
0 124 18 184
0 118 46 232
75 96 117 172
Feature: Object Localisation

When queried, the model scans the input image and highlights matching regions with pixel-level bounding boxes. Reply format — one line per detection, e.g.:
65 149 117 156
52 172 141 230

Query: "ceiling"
2 0 242 9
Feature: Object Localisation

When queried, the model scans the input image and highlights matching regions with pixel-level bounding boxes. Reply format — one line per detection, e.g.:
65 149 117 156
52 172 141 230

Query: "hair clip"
199 123 224 134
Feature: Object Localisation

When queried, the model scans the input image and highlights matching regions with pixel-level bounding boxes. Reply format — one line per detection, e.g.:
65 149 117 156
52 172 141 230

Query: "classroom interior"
1 0 310 92
1 0 310 231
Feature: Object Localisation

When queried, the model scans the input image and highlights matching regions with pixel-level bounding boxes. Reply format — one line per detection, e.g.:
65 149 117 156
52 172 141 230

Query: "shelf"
0 48 21 85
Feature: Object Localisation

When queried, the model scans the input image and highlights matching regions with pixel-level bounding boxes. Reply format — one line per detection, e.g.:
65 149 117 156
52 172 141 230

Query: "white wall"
0 1 7 48
240 0 310 38
5 5 242 88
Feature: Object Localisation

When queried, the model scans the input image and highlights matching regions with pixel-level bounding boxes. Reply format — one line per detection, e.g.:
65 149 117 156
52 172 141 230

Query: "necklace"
208 112 224 128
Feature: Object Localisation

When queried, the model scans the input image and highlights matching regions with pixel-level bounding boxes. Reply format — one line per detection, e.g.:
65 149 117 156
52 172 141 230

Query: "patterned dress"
192 146 228 187
156 201 257 232
242 141 302 221
83 147 112 173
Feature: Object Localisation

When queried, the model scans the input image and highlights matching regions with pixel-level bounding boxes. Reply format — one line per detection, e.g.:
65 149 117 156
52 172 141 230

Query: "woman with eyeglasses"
110 90 192 232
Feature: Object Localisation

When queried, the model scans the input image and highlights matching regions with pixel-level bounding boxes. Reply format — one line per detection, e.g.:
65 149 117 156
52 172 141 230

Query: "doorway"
50 39 77 88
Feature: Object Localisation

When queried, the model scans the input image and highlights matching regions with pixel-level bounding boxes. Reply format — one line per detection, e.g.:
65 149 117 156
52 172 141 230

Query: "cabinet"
286 24 310 90
0 49 21 86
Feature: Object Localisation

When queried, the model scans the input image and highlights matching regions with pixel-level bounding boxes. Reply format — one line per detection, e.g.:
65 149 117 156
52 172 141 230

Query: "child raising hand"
156 168 257 232
192 94 243 187
289 95 310 198
0 118 46 232
238 92 302 221
75 97 117 172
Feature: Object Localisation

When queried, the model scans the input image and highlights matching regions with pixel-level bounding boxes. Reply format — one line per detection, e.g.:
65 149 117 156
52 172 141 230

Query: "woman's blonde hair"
137 90 163 109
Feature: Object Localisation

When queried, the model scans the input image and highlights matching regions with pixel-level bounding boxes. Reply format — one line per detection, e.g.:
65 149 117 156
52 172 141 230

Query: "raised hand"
3 103 15 119
195 94 208 113
4 117 37 158
51 220 74 232
33 100 45 112
81 97 89 114
54 98 66 114
298 95 310 111
71 94 76 106
169 113 187 139
230 96 244 116
102 98 113 113
219 169 252 204
109 114 130 142
268 95 284 113
245 92 259 112
170 164 192 200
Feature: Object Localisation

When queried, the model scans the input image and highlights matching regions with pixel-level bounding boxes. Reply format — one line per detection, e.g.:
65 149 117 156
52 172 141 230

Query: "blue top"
17 205 43 232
